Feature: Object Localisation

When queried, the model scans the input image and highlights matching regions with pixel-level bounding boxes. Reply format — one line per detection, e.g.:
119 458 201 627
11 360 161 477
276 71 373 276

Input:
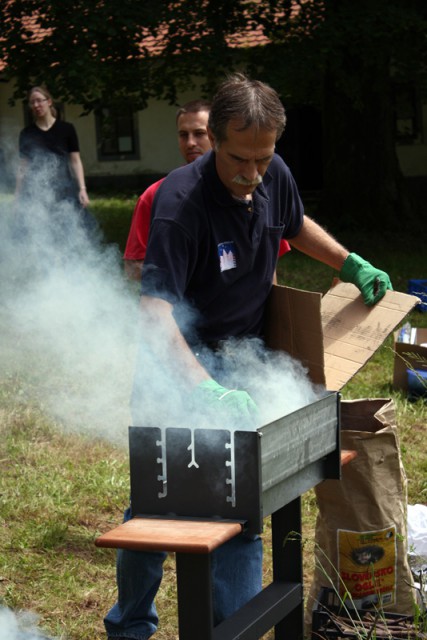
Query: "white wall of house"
0 80 204 187
0 82 24 181
1 78 427 190
65 97 195 178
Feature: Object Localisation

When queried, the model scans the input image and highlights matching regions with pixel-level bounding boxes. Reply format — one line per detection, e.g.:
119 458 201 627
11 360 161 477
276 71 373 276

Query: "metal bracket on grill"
225 433 236 507
156 431 168 498
187 428 200 469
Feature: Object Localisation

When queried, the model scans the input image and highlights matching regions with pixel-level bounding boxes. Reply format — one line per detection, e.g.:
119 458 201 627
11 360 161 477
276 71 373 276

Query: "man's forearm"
140 295 210 388
289 216 349 271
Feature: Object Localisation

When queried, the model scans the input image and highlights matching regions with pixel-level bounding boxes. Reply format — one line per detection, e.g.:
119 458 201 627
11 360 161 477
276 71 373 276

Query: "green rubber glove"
339 253 393 306
194 379 259 421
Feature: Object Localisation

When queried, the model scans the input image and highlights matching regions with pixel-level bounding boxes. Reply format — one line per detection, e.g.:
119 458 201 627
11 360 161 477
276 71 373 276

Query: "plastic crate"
311 588 414 640
408 279 427 312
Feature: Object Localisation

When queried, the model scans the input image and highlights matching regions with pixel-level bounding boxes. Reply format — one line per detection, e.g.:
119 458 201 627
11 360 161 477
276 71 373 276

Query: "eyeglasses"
29 98 48 106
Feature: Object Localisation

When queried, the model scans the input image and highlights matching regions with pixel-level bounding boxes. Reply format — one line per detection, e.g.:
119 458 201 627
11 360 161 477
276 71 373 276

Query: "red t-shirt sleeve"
278 239 291 257
123 179 164 260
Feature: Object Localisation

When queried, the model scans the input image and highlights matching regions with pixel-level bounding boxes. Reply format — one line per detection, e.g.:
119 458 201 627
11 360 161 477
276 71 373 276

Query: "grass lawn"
0 191 426 639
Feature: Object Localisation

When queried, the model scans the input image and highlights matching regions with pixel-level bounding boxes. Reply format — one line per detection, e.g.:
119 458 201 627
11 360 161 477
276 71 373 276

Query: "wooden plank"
95 517 243 554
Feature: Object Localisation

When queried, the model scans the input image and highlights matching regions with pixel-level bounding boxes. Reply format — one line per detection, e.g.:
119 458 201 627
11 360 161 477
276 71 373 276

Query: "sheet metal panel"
129 393 340 534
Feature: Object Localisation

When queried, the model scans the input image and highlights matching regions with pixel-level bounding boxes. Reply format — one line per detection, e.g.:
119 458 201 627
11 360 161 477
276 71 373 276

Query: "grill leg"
174 499 304 640
176 552 214 640
272 497 303 640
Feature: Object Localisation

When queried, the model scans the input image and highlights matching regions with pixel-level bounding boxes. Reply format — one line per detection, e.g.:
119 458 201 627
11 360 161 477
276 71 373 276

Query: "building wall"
1 79 427 193
0 82 23 184
0 80 204 191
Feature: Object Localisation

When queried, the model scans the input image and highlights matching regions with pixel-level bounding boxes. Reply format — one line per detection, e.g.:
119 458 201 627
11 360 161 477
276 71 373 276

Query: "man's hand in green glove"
339 253 393 306
193 379 259 422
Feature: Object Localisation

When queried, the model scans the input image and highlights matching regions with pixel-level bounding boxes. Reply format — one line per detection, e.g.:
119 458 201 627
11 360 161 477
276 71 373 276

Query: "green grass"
90 195 136 252
1 193 426 639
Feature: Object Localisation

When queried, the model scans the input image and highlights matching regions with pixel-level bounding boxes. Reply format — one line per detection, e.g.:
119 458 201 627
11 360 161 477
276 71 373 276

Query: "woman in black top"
15 85 97 240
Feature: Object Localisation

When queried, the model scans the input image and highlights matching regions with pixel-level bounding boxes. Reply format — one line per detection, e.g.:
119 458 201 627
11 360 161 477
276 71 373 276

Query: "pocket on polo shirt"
265 225 285 247
266 225 285 236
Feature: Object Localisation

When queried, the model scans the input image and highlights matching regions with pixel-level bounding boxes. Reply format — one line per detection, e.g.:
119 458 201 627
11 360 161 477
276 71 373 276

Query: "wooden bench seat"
95 517 243 554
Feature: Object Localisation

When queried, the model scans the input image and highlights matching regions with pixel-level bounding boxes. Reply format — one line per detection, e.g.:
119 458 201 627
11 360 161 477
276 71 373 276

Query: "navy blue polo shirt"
141 151 304 345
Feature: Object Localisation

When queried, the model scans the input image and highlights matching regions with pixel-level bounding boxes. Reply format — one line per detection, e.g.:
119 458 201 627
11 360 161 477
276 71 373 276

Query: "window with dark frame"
95 106 139 161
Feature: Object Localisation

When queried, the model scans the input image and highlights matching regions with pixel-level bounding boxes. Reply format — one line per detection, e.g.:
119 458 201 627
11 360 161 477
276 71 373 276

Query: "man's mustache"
232 174 263 186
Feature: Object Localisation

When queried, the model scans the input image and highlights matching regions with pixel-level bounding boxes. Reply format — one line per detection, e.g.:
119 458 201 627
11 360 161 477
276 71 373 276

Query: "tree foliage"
2 0 427 226
3 0 426 111
252 0 427 104
246 0 427 227
1 0 251 111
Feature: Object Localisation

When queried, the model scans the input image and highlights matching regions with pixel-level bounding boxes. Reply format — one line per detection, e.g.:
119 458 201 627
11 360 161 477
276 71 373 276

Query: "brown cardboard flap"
265 282 420 391
322 283 420 390
265 285 325 385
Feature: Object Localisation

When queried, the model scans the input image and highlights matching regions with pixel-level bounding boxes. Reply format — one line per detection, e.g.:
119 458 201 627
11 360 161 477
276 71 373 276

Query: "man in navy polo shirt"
105 73 392 640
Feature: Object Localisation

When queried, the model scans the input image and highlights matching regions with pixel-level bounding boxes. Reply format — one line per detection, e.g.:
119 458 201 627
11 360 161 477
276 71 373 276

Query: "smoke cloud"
0 181 139 445
1 166 323 446
0 606 53 639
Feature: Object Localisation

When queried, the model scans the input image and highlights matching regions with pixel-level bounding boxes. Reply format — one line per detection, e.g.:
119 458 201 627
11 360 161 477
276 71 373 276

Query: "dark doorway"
276 105 322 191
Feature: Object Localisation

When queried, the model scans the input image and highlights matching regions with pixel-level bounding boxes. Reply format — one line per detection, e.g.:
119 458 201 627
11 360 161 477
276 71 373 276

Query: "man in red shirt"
123 100 213 280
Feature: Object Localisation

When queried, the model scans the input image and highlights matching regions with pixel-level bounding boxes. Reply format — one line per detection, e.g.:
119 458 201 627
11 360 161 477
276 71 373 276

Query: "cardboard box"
265 282 420 390
393 327 427 391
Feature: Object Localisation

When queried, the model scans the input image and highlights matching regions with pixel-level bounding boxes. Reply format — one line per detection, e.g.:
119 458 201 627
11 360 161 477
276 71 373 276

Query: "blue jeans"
105 342 263 638
104 508 263 639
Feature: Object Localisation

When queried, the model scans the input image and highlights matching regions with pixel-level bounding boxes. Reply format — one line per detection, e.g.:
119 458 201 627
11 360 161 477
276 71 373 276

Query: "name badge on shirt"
218 241 237 272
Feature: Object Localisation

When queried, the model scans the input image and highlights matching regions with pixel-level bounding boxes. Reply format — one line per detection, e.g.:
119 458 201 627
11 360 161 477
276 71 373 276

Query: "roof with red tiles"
0 6 280 74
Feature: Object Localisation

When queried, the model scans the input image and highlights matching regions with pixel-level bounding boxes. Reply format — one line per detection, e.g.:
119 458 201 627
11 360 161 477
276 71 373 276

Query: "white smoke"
217 337 323 425
0 606 53 639
1 166 323 445
129 302 323 433
0 185 139 445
